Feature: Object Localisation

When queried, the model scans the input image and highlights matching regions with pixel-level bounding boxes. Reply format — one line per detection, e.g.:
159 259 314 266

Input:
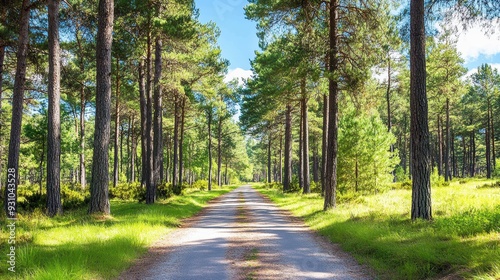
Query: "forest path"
119 185 372 280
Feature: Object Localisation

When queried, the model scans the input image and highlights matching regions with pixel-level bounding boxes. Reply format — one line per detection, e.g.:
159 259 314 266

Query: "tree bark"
130 116 136 182
0 42 5 193
79 74 86 189
179 96 186 188
267 133 272 183
153 34 163 190
217 111 222 186
410 0 432 220
113 57 120 188
207 109 213 191
139 60 147 187
283 105 292 192
302 93 310 194
145 32 155 204
445 98 451 181
47 0 63 216
172 95 180 194
486 100 492 178
324 0 339 210
437 115 443 176
4 0 29 218
89 0 113 215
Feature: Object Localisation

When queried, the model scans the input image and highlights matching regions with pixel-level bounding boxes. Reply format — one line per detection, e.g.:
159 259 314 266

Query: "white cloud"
451 20 500 62
224 68 253 85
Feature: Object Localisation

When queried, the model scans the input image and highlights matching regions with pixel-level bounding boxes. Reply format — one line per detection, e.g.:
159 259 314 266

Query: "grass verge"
254 181 500 279
0 186 237 279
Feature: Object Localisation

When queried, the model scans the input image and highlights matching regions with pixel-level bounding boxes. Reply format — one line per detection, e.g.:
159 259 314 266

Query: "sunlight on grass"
255 180 500 279
0 186 237 279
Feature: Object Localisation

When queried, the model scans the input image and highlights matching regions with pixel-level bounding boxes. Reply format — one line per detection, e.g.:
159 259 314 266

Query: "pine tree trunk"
113 57 120 188
445 98 451 181
491 106 496 170
486 100 492 178
283 105 292 192
279 134 283 183
298 112 303 190
89 0 113 215
0 42 5 193
153 34 163 190
410 0 431 220
267 134 272 183
47 0 63 216
321 93 329 195
145 33 155 204
313 143 319 183
139 61 147 187
207 110 213 191
179 97 186 189
324 0 339 210
79 81 86 189
301 94 310 194
130 116 136 182
387 57 395 182
217 112 222 186
438 116 443 176
4 0 29 218
172 95 180 194
471 130 476 177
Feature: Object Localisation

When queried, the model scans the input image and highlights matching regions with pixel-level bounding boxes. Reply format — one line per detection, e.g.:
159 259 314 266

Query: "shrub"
156 183 173 199
109 182 144 201
17 183 90 212
192 180 208 191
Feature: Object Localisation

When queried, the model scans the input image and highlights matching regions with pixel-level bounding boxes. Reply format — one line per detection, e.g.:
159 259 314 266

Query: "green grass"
254 180 500 280
0 186 237 279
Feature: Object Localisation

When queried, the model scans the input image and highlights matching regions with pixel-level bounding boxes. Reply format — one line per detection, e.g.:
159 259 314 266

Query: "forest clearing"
1 0 500 279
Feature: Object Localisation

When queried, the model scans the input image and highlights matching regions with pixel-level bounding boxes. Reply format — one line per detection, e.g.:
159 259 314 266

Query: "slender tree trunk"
207 110 213 191
302 93 310 194
89 0 114 215
283 105 292 192
113 57 120 188
410 0 431 220
79 81 86 189
4 0 29 218
324 0 339 210
298 112 303 190
39 145 44 194
321 93 329 195
179 97 186 188
145 32 155 204
47 0 63 216
217 112 222 186
126 117 131 181
491 106 496 170
470 130 475 177
267 134 272 183
139 61 147 187
313 143 319 183
445 98 451 181
153 34 163 190
486 101 492 178
172 95 180 194
387 56 395 182
462 135 467 177
279 134 283 184
0 42 5 193
437 116 443 176
130 116 136 182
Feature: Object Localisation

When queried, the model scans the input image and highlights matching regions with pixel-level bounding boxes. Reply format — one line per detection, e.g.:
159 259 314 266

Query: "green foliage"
109 182 144 201
192 180 208 191
17 184 90 212
338 106 399 194
431 167 450 188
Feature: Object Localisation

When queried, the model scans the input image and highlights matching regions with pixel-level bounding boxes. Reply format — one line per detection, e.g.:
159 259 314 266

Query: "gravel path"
119 185 373 280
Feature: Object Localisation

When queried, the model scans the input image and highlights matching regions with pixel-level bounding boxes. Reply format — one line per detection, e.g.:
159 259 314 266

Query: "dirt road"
120 185 372 280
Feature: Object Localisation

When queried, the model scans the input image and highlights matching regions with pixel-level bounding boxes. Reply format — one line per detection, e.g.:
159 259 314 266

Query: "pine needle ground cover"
0 186 236 279
255 181 500 279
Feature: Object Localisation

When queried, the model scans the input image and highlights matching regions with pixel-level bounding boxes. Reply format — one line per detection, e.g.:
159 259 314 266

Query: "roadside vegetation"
254 179 500 279
0 185 236 280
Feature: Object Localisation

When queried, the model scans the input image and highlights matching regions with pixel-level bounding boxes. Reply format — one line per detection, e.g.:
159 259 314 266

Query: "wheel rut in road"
119 185 372 280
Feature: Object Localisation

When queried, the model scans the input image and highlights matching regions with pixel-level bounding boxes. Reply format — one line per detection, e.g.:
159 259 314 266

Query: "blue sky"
194 1 500 80
195 0 258 81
